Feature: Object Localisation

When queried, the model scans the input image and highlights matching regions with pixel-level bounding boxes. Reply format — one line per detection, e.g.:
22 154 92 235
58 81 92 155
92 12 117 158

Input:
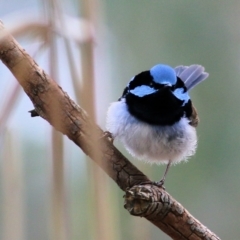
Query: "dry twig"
0 21 220 240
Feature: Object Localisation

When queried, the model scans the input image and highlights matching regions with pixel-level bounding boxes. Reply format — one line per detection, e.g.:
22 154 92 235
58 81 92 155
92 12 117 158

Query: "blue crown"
150 64 177 85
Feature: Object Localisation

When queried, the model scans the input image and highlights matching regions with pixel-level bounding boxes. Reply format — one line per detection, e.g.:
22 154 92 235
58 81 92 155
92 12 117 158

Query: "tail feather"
175 65 209 91
187 72 209 90
174 65 187 76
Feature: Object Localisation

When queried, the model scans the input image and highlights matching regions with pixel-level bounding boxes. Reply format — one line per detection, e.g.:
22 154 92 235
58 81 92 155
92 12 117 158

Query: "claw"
138 180 166 190
152 180 166 190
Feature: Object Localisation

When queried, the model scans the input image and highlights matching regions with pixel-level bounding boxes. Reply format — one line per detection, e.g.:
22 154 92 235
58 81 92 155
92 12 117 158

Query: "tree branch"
0 21 220 240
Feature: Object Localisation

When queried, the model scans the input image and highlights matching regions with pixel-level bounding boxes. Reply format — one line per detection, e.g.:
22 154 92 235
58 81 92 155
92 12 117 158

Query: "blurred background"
0 0 240 239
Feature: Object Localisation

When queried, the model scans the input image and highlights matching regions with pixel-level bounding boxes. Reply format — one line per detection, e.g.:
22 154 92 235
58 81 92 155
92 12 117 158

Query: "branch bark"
0 21 221 240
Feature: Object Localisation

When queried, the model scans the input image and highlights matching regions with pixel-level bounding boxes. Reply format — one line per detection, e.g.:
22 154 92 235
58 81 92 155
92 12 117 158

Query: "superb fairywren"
106 64 209 186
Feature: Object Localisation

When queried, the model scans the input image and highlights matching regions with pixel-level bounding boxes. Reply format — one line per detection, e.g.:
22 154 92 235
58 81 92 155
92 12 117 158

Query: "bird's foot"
138 180 165 190
101 131 114 143
152 179 165 190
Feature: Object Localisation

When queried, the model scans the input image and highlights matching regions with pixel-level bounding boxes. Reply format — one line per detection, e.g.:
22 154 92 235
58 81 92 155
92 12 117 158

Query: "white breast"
106 100 197 165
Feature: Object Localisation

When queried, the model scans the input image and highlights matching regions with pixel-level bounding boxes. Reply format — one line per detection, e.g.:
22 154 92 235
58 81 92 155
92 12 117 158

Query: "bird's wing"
189 104 199 127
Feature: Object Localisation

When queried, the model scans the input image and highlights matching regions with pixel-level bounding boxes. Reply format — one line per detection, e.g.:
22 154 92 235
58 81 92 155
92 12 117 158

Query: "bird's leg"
139 162 171 189
154 161 171 187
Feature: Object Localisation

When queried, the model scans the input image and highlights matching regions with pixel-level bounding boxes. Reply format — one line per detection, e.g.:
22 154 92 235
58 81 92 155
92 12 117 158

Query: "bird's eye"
149 82 153 86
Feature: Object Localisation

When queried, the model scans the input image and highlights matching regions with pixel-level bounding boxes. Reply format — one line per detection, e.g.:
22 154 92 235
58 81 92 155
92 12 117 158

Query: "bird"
106 63 209 187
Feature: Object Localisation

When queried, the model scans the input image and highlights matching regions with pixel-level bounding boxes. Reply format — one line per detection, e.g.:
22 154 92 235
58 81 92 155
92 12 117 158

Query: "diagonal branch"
0 21 220 240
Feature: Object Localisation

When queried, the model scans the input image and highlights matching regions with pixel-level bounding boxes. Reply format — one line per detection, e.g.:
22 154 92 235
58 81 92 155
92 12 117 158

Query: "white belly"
106 100 197 164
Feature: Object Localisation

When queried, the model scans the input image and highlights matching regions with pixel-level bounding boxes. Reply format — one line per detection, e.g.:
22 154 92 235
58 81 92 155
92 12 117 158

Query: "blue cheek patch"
172 88 190 105
130 85 157 97
150 64 177 85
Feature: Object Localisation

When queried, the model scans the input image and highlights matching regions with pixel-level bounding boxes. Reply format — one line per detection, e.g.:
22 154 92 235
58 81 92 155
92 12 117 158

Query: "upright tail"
175 65 209 91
